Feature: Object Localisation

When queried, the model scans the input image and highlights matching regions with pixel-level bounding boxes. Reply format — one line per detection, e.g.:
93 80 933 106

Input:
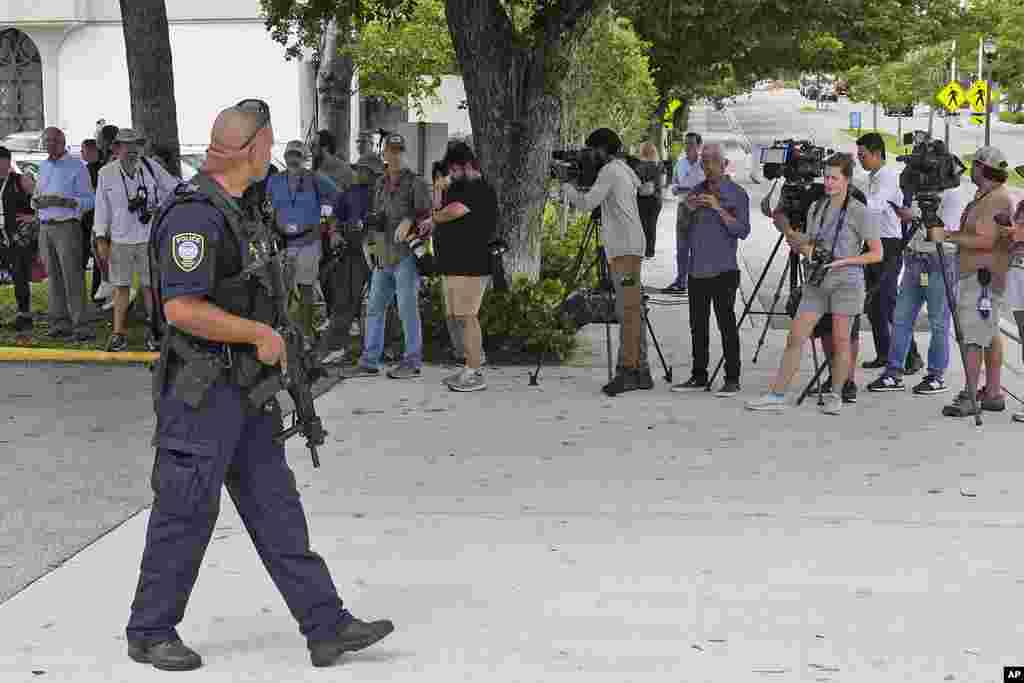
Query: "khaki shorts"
957 271 1003 348
796 280 864 316
109 242 151 287
443 275 487 317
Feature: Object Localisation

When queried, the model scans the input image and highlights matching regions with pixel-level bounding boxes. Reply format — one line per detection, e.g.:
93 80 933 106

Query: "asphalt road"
0 363 156 602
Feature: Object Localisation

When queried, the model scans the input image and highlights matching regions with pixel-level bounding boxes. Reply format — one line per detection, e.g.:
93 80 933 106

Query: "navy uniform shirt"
154 193 242 304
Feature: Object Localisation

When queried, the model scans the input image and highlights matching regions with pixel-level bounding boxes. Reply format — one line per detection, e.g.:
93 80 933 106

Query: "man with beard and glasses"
94 128 179 351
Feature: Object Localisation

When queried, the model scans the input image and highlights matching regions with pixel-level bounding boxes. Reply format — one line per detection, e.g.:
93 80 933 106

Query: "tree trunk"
118 0 181 177
317 20 354 160
445 0 566 280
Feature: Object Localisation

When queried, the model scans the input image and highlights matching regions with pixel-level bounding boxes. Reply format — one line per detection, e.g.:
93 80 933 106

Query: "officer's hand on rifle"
255 325 288 374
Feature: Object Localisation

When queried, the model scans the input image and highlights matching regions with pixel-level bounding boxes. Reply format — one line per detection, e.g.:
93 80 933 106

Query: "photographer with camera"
315 160 377 366
355 133 431 379
933 146 1015 417
670 143 751 395
866 185 965 395
562 128 651 396
856 133 912 369
94 128 179 351
747 153 882 414
265 140 339 337
429 142 498 392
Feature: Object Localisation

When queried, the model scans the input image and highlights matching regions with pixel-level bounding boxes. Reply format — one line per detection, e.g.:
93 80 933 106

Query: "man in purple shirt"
32 127 96 341
669 143 751 396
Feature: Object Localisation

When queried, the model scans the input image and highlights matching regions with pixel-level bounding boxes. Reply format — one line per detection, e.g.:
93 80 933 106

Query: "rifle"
246 230 329 468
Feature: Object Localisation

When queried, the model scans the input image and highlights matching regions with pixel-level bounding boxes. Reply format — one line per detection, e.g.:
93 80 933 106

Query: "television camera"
760 139 831 231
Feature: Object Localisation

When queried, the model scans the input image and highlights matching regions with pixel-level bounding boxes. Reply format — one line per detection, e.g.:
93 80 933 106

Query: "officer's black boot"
309 617 395 667
127 639 202 671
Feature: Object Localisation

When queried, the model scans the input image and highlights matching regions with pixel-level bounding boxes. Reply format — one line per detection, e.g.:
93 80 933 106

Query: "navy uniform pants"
126 379 350 645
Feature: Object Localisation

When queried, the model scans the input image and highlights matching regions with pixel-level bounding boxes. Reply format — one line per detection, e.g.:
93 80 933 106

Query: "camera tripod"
794 200 984 425
705 232 823 391
529 210 672 386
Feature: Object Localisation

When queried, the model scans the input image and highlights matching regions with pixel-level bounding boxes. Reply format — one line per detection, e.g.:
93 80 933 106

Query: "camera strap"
813 193 850 263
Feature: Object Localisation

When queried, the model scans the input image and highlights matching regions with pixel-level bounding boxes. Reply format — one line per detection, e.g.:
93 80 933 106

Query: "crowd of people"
2 118 1024 413
0 122 502 392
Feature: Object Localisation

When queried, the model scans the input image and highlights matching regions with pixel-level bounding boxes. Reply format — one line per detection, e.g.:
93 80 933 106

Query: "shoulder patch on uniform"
172 232 205 272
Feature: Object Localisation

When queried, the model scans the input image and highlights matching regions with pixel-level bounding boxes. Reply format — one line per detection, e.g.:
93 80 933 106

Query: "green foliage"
558 7 658 149
999 111 1024 124
342 0 456 112
259 0 413 60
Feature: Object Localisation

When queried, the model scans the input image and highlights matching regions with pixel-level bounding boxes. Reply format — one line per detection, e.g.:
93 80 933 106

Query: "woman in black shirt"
430 143 497 392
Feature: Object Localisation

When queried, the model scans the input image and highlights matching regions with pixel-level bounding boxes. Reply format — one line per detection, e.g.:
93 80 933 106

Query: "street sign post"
936 80 966 113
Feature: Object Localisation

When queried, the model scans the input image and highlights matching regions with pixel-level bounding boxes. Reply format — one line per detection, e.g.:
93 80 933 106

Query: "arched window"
0 29 44 138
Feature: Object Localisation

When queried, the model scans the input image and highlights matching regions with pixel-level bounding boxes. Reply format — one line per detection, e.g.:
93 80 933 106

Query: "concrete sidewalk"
4 265 1024 682
4 198 1024 682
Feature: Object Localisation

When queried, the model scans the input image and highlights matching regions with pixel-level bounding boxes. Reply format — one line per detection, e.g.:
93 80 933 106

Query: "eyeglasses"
235 99 271 151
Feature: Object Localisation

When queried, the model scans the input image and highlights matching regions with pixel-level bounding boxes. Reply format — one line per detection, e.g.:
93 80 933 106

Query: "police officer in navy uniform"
125 101 393 671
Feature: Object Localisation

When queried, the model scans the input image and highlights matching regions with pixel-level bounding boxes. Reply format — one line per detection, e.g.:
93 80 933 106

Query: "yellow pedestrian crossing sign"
663 99 682 130
968 80 988 113
936 80 966 113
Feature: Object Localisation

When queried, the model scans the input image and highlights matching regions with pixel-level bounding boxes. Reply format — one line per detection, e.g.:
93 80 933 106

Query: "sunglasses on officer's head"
235 99 271 151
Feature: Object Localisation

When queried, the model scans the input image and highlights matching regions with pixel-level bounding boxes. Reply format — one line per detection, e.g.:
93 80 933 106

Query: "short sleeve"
853 201 880 243
157 202 224 302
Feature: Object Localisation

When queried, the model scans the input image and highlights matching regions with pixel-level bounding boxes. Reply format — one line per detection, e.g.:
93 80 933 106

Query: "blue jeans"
885 250 958 379
360 254 422 369
675 213 694 287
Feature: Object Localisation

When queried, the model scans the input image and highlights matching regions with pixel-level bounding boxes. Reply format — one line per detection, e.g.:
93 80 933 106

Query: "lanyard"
286 173 307 208
120 162 154 205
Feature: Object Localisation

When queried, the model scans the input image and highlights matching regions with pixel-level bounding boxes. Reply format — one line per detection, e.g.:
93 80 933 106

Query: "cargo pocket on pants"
152 438 219 518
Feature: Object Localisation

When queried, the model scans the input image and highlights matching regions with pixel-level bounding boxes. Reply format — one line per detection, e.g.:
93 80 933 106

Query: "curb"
0 347 158 363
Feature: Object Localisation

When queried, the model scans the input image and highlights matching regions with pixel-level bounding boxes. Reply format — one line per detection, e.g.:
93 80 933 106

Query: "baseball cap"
974 146 1009 171
285 139 307 157
115 128 145 144
384 133 406 149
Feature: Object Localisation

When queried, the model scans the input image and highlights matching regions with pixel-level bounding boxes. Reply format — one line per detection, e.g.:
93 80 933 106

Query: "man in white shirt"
665 131 705 294
94 128 179 351
857 132 910 369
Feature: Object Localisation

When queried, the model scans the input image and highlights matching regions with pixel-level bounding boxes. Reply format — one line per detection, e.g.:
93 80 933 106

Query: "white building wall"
57 22 304 147
409 76 472 139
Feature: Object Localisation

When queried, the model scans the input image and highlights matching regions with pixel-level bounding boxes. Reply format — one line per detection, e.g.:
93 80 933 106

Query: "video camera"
761 139 831 231
550 148 604 189
896 131 966 231
897 131 965 198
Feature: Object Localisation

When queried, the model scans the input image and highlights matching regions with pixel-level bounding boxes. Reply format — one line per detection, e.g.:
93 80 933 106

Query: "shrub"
417 202 594 362
998 111 1024 125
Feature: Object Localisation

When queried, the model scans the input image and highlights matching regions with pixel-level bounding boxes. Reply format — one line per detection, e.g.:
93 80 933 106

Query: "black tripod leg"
644 301 673 382
706 233 786 391
936 247 981 426
753 256 792 364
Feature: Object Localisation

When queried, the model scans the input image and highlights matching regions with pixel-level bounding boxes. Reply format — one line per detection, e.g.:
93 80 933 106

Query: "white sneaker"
322 348 347 365
349 320 361 336
447 368 486 392
745 392 787 412
1013 411 1024 423
94 281 114 301
820 392 842 415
